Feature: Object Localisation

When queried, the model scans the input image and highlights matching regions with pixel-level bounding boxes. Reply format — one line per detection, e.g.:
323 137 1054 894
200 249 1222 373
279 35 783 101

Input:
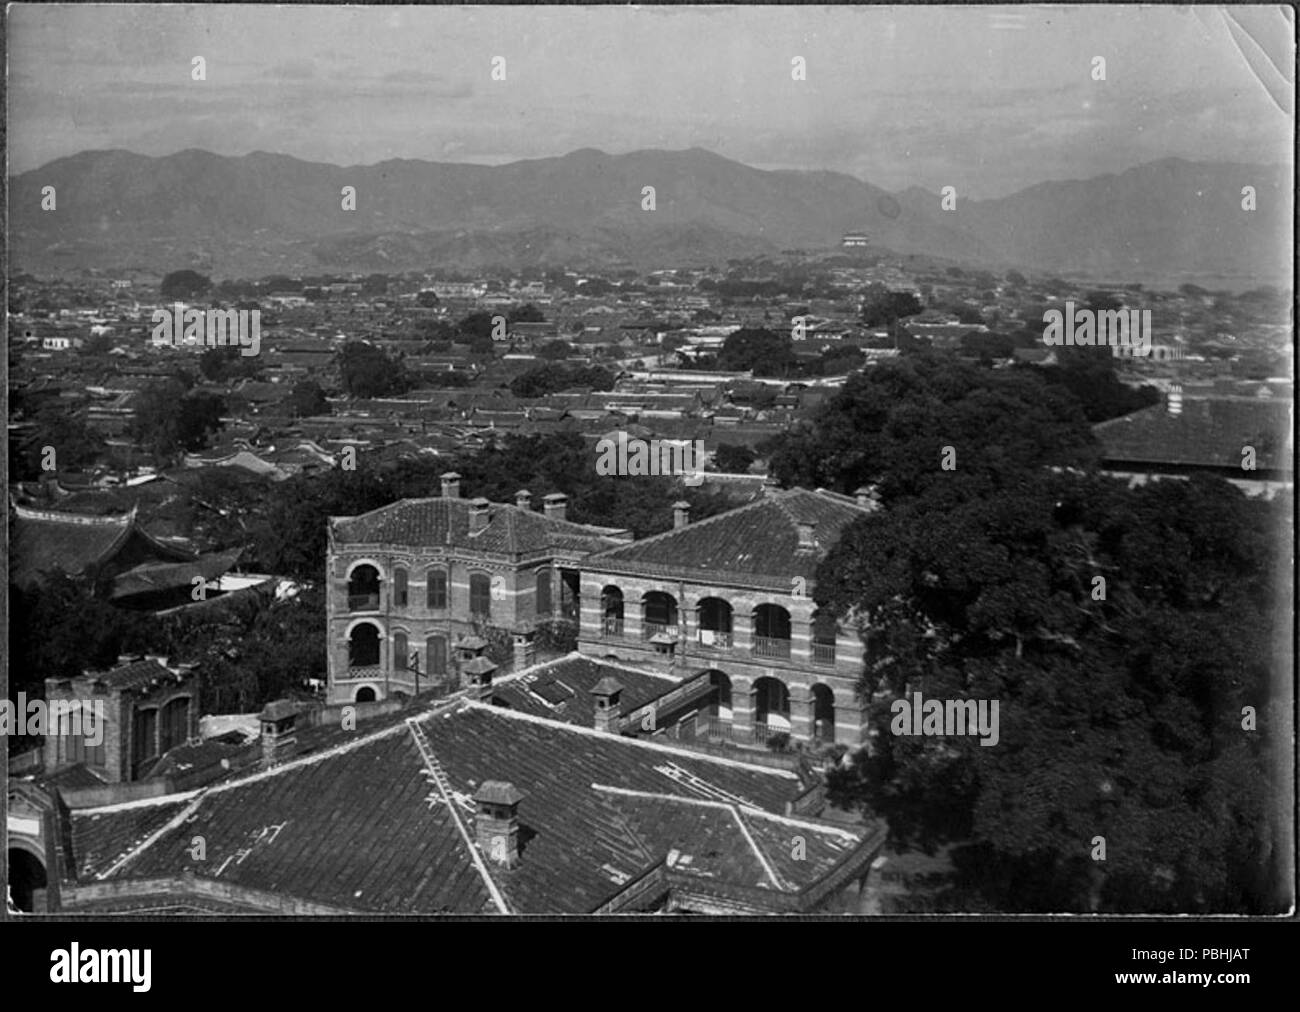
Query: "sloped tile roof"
585 487 876 589
1094 398 1293 472
331 497 627 557
67 701 874 914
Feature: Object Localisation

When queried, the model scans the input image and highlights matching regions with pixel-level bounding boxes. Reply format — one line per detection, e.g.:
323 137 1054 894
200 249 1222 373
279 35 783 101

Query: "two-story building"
325 473 631 704
577 486 880 748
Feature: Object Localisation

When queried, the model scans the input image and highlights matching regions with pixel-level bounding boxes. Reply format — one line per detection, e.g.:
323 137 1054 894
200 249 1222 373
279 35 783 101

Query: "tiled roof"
331 496 627 557
585 487 876 589
79 658 189 693
491 655 688 728
10 505 135 585
66 700 877 914
109 548 244 600
1094 398 1293 472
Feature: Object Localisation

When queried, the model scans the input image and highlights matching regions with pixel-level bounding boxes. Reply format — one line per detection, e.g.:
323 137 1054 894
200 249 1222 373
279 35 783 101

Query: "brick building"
578 486 880 748
325 473 631 704
43 656 201 784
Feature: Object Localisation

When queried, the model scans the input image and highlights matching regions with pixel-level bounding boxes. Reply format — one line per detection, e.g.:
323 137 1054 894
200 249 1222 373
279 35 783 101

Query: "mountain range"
9 147 1292 288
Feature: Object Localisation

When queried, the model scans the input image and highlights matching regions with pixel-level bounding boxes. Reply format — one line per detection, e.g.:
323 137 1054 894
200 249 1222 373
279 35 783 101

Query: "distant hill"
9 147 1291 286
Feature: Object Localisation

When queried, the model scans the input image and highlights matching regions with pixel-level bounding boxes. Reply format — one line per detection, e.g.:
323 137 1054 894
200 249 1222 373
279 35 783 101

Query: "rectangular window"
470 574 492 619
427 570 447 610
394 569 409 608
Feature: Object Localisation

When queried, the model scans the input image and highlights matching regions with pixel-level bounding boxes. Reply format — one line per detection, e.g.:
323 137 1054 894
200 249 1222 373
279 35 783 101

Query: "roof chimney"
796 521 817 549
672 500 691 529
592 676 623 734
258 700 299 770
515 489 532 511
468 497 491 534
854 485 881 511
542 493 568 522
441 471 461 498
462 655 498 701
1166 385 1183 416
474 781 525 867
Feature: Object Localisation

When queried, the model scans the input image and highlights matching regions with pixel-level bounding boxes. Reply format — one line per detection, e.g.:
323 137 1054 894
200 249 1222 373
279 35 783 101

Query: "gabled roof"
585 487 877 590
1094 398 1293 472
66 700 878 915
331 496 628 557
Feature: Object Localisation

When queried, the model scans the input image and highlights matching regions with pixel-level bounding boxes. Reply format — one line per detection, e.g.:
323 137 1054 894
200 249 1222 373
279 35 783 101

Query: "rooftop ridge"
13 503 137 526
459 700 798 779
589 784 862 840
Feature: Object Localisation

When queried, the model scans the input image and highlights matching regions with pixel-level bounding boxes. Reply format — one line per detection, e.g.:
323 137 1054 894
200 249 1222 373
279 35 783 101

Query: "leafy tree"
287 380 331 418
536 341 574 361
1005 271 1027 287
416 290 441 308
861 290 924 329
508 303 546 324
765 351 1096 501
717 328 797 377
818 472 1288 913
131 381 226 459
199 345 262 383
457 311 498 341
337 341 408 398
160 270 213 301
714 443 757 473
510 364 614 398
11 403 104 480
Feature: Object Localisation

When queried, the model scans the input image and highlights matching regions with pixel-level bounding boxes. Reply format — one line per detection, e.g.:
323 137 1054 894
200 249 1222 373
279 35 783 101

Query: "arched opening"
641 591 679 640
348 565 381 611
601 586 624 637
8 848 47 912
393 567 409 608
131 706 158 778
708 670 732 718
348 623 381 670
811 609 838 665
812 684 836 742
752 676 791 740
160 696 190 754
469 573 492 619
355 687 376 703
753 604 792 659
696 597 734 648
535 568 553 617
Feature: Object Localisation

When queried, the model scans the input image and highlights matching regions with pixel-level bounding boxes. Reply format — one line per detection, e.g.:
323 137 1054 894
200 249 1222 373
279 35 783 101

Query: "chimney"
796 521 817 549
468 497 491 534
440 471 461 498
672 500 691 529
591 676 623 734
515 489 532 511
855 485 882 511
1167 385 1183 416
258 700 299 770
542 493 568 522
462 655 498 701
474 781 525 867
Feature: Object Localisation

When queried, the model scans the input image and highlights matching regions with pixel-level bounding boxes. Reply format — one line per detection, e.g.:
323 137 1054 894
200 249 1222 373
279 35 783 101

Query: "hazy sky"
7 4 1294 197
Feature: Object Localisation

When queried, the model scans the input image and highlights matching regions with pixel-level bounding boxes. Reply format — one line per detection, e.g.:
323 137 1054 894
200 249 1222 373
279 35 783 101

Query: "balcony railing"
341 665 382 682
642 621 680 641
602 617 625 638
348 593 381 611
752 636 791 660
696 629 733 649
811 641 837 665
